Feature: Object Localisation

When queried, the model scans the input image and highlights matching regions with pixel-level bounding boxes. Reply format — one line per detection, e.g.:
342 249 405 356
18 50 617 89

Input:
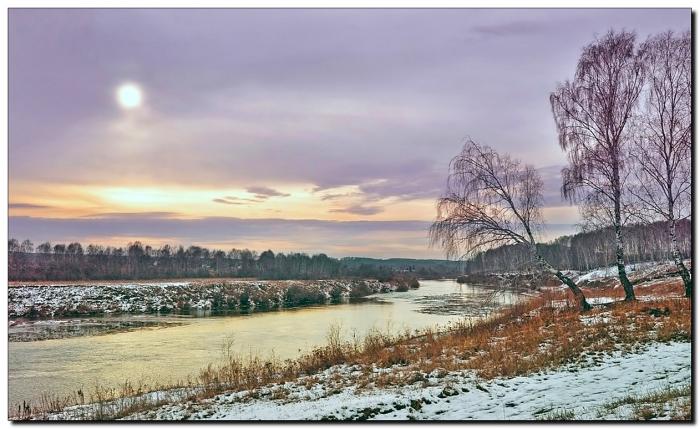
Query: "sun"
116 83 143 109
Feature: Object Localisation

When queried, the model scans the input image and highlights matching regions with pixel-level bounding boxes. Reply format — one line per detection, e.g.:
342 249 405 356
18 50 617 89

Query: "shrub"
284 285 325 307
388 274 420 292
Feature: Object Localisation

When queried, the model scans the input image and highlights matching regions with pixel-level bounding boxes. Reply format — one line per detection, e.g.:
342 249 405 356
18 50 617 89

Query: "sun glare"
116 83 143 109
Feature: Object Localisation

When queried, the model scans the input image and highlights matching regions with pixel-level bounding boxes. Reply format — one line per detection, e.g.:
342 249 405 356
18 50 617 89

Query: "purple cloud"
330 204 384 216
7 9 689 255
9 214 578 258
212 198 244 205
10 9 689 202
9 215 431 258
472 19 549 37
246 186 291 199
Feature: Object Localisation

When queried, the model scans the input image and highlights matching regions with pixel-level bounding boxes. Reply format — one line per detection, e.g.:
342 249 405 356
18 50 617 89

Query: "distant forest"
463 220 691 274
7 240 462 281
7 219 690 281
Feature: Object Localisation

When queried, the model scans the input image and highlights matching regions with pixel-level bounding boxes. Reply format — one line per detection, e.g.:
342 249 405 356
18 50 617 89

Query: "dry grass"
536 382 691 421
11 378 195 421
344 288 689 381
173 280 689 410
598 383 691 420
11 277 691 421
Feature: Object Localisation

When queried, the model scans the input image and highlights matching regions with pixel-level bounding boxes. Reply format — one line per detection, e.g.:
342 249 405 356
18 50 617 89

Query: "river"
8 280 520 407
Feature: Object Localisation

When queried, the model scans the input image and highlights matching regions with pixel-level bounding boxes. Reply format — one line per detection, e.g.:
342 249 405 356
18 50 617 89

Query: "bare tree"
66 242 83 255
430 139 591 311
20 239 34 253
86 244 106 256
630 31 692 297
550 30 645 301
37 242 52 254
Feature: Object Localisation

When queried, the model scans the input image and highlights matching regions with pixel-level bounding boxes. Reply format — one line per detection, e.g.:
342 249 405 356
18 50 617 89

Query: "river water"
8 280 519 407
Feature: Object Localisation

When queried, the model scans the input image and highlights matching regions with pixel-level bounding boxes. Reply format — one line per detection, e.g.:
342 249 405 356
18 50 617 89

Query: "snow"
45 388 198 421
587 297 619 305
579 313 612 326
8 279 397 318
126 341 690 421
575 261 681 285
575 266 620 284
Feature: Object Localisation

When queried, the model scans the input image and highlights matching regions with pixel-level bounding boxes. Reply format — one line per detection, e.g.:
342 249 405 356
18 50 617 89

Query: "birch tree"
631 31 692 296
550 30 645 301
430 139 591 311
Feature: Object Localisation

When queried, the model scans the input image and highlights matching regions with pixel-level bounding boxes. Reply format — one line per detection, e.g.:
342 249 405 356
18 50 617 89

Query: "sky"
9 8 690 258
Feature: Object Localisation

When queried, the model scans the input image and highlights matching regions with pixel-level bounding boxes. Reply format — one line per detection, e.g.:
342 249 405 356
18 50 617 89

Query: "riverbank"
12 280 508 410
132 276 691 421
456 260 689 291
127 341 691 420
15 270 690 421
9 278 415 319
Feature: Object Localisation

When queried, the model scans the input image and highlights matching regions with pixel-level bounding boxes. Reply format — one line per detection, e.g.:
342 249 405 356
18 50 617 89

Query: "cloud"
9 203 51 209
313 161 445 214
8 214 578 258
356 165 445 202
8 9 687 232
212 198 244 205
319 192 362 201
9 215 440 258
330 204 384 216
536 164 569 207
472 20 548 37
81 211 182 218
213 191 289 205
245 186 291 199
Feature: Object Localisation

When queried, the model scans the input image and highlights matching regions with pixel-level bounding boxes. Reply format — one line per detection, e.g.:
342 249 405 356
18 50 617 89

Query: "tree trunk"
534 252 591 311
611 147 635 302
614 221 636 301
669 219 692 297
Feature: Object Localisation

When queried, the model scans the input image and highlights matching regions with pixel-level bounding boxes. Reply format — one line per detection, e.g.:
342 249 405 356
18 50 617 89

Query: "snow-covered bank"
8 279 400 318
574 260 689 286
126 341 690 421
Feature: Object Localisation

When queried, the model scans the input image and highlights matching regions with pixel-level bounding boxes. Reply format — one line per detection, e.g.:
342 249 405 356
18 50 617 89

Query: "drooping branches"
431 139 590 310
430 142 535 258
550 30 645 301
630 31 692 296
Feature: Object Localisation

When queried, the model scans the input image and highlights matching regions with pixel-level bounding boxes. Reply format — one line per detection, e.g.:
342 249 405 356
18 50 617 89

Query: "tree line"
431 29 691 309
7 240 460 281
462 219 690 274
